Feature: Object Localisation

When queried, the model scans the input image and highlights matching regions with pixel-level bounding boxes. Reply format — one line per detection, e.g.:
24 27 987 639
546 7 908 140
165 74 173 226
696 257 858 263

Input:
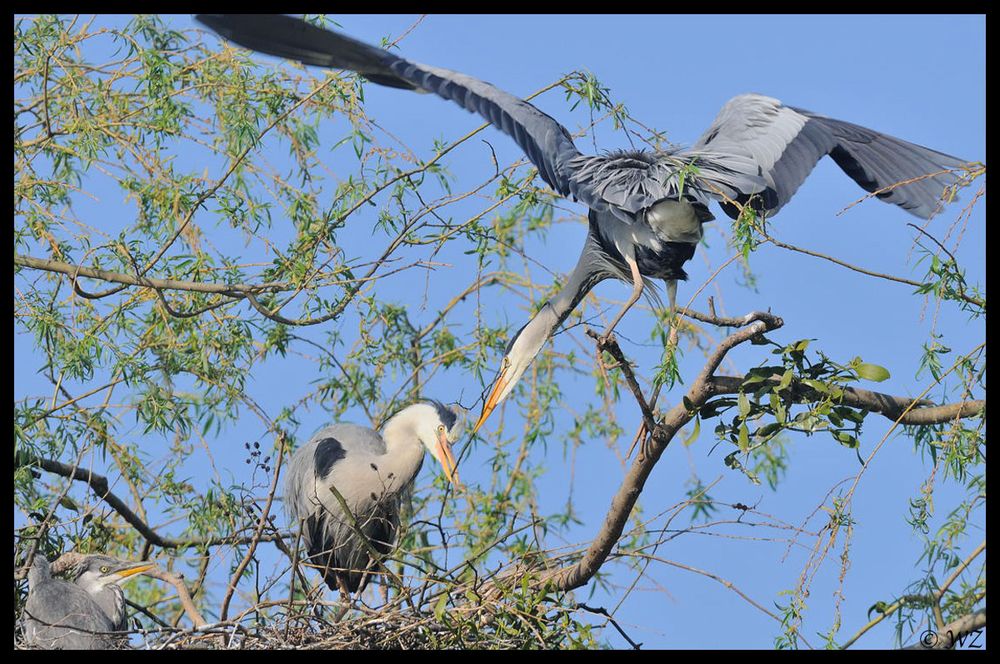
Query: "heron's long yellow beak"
473 369 509 435
436 429 462 488
114 562 154 580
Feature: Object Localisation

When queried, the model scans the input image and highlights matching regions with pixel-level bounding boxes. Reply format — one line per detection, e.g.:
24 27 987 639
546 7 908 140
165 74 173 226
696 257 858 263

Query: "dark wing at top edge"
196 14 582 197
684 93 969 220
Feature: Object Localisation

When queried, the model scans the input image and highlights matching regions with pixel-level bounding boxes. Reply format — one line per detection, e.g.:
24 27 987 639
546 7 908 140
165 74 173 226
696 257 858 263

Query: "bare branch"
628 552 782 624
143 566 209 629
756 228 983 308
677 306 776 328
586 329 656 434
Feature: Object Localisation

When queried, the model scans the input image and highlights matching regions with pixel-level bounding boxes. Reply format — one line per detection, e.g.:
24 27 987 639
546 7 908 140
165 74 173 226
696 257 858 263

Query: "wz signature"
919 627 985 649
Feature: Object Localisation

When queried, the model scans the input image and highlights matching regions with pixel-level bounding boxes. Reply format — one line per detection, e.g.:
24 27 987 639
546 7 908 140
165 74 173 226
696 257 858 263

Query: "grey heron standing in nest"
197 14 971 435
284 401 463 597
22 554 153 649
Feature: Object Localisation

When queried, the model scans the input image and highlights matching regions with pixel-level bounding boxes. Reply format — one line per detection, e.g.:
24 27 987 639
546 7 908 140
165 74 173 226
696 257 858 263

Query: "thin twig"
219 433 287 621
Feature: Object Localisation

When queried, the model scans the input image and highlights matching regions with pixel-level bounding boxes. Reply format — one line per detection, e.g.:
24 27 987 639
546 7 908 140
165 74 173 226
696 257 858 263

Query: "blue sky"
15 14 985 649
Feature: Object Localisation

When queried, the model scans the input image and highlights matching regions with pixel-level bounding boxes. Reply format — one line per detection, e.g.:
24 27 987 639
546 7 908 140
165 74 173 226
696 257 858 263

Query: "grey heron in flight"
284 400 463 595
22 554 152 649
197 14 971 434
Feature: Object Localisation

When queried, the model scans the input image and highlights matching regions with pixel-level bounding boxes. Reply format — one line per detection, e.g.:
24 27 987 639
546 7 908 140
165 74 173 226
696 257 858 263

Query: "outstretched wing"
196 14 582 197
683 93 969 220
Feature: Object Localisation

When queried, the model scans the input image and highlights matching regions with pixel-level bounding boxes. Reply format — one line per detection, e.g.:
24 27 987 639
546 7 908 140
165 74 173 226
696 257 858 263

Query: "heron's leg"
335 575 354 619
625 381 664 460
601 253 643 341
641 282 680 460
666 279 677 315
666 278 681 347
335 575 352 599
626 423 645 459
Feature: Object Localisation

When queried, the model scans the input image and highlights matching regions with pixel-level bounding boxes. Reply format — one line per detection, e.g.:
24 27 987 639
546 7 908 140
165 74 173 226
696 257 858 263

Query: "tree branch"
755 224 985 308
586 329 656 434
143 566 209 629
840 594 926 649
936 539 985 603
543 306 981 611
676 306 777 328
545 312 783 591
16 454 290 550
904 609 987 649
16 253 265 296
932 609 987 649
707 375 984 425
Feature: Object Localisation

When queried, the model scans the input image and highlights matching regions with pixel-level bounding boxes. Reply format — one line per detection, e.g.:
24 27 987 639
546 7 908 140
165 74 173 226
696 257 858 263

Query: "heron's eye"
100 566 110 573
501 356 510 370
438 424 445 433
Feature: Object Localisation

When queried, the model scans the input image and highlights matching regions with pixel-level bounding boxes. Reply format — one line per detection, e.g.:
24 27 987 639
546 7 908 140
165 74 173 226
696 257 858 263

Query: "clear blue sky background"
15 14 985 649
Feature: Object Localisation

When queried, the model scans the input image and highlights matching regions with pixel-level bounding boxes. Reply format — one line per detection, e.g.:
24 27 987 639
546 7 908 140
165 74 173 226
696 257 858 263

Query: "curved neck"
377 408 428 488
530 238 606 340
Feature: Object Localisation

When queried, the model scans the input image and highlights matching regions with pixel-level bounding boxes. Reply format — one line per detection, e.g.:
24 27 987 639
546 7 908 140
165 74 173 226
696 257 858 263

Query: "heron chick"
71 554 154 632
284 400 463 596
23 554 153 649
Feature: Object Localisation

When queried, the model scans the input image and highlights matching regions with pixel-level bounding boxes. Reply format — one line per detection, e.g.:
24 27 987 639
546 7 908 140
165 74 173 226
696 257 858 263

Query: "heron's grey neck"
527 243 605 341
377 408 428 487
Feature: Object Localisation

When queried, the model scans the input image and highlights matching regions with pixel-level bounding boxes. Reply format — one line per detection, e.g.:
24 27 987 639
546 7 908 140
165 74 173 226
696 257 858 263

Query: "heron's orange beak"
113 562 154 580
436 429 462 488
472 369 509 435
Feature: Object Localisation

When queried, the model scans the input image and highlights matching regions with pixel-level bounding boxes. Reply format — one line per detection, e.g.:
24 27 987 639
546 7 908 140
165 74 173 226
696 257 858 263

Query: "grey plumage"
689 95 968 220
22 553 153 649
23 556 117 650
70 555 135 631
196 14 972 433
284 402 463 594
196 14 966 227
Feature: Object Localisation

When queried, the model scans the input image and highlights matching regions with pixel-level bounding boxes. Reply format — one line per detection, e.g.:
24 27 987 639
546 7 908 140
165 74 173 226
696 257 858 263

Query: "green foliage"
12 14 633 648
705 340 898 486
13 14 985 651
